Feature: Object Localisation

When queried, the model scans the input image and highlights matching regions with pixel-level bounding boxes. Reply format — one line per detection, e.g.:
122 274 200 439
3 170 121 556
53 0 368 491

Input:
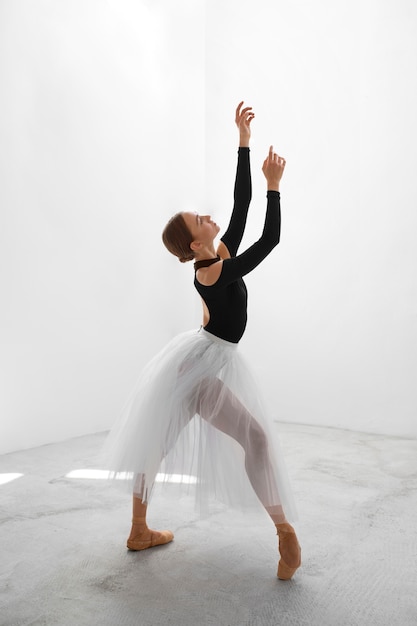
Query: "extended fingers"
269 146 279 163
266 146 286 165
236 101 254 124
235 101 242 123
236 101 244 116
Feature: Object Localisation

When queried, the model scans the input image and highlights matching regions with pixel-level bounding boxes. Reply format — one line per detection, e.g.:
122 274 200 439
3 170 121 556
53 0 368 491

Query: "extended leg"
198 377 301 579
198 377 285 522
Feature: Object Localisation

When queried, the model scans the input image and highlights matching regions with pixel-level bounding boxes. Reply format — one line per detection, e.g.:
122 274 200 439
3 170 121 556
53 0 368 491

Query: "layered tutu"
103 327 297 521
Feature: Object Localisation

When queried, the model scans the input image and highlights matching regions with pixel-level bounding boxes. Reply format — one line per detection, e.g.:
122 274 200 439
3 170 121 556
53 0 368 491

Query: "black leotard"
194 147 281 343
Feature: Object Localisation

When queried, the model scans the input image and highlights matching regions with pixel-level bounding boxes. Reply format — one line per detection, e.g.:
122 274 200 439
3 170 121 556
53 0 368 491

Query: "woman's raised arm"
219 102 254 258
213 146 286 287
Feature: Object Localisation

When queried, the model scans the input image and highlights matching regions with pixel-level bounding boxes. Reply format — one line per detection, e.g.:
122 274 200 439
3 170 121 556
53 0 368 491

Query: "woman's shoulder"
195 241 232 287
196 260 224 287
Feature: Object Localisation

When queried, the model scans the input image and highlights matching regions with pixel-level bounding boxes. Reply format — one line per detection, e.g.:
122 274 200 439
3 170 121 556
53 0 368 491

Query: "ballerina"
105 102 301 580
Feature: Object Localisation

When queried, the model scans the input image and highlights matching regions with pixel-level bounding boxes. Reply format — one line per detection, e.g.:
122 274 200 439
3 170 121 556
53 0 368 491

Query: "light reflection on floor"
0 473 24 486
65 468 197 484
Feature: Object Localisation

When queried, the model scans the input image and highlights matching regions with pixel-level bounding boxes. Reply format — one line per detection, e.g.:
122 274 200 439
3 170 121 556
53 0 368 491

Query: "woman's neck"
194 245 217 261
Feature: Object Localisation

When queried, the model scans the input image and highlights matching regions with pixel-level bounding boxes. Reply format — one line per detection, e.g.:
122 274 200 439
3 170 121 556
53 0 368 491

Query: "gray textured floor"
0 423 416 626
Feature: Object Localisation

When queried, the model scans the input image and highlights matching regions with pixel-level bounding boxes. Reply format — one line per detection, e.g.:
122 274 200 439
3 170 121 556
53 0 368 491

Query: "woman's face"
182 212 220 245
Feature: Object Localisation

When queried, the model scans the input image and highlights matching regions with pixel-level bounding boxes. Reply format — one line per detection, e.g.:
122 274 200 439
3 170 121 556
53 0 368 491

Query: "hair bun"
179 254 194 263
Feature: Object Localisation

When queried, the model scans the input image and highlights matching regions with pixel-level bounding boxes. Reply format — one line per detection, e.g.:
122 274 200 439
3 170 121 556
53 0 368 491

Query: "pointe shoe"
126 516 174 551
276 523 301 581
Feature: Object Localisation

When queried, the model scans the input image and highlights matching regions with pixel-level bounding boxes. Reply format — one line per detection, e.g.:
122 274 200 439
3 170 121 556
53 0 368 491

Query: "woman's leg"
125 395 196 552
197 377 285 523
197 377 301 579
126 474 174 551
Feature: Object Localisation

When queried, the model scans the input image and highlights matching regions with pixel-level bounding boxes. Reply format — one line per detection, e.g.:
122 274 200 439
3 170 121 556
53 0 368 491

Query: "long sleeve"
220 147 252 257
217 190 281 285
194 190 281 343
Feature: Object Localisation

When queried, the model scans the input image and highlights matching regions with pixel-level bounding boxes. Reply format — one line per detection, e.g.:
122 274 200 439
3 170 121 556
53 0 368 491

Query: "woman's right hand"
235 101 255 147
262 146 286 191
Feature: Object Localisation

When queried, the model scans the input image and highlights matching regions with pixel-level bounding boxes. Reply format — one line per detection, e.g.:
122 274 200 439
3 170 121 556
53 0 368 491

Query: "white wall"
1 0 416 455
0 0 205 454
205 0 417 437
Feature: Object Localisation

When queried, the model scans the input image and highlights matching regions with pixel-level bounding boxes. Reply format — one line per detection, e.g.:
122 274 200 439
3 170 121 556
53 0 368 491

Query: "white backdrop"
1 0 416 454
205 0 417 438
0 0 205 453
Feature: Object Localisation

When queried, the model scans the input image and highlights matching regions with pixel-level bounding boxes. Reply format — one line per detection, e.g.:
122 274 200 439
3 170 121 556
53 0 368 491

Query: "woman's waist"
199 327 239 348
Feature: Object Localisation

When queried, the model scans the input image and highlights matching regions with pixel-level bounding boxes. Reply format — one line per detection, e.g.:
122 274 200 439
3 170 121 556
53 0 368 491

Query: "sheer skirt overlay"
103 329 297 520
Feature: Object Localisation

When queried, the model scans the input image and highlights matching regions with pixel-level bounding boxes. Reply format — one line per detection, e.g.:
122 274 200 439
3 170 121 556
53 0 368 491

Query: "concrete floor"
0 423 416 626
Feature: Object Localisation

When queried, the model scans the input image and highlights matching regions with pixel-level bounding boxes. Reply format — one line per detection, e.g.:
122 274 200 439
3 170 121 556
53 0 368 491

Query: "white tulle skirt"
103 327 297 522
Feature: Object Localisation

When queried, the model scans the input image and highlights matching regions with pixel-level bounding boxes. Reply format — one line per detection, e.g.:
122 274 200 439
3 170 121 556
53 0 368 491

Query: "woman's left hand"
235 101 255 147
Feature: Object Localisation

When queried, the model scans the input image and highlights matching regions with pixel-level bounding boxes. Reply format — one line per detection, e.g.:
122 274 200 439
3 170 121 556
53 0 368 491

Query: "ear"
190 240 201 252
